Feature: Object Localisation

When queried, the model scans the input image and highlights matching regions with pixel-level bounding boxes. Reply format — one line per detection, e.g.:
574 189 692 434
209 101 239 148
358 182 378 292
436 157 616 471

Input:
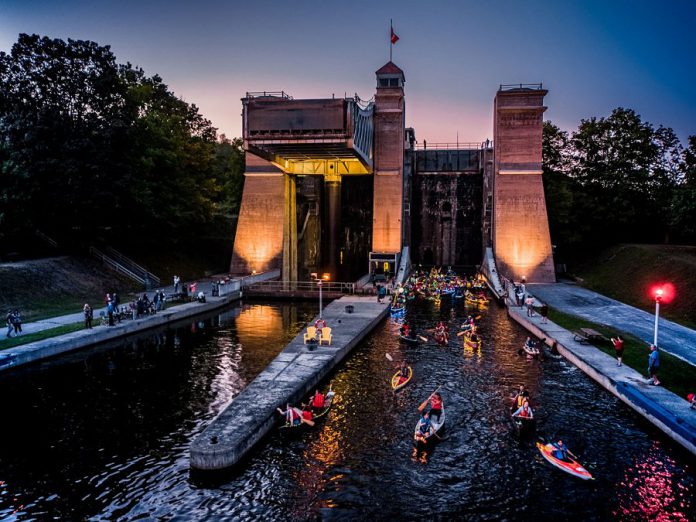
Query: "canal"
0 299 693 520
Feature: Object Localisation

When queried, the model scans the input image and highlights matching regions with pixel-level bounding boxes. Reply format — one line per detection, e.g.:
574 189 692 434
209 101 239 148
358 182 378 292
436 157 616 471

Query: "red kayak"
536 442 593 480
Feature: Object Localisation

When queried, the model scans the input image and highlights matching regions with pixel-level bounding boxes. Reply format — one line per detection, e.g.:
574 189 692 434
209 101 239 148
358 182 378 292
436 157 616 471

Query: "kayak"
280 392 336 430
413 404 446 448
390 305 405 315
391 367 413 391
465 296 488 306
536 442 593 480
464 335 482 351
523 343 540 357
399 334 419 344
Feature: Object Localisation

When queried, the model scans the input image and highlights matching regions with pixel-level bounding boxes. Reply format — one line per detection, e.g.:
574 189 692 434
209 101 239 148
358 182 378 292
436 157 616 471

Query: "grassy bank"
0 322 86 351
574 244 696 329
547 307 695 399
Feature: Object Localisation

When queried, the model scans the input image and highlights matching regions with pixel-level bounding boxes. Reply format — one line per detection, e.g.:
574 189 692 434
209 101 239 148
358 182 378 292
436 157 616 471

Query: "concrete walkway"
528 282 696 367
190 295 389 471
8 280 215 337
506 297 696 456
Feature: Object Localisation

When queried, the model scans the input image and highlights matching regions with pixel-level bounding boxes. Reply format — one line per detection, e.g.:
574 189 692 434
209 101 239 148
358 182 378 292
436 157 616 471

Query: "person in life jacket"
400 323 410 338
311 389 325 411
552 440 569 461
396 361 410 384
511 385 530 411
416 411 432 441
301 403 313 422
277 403 302 426
428 393 443 423
511 400 534 419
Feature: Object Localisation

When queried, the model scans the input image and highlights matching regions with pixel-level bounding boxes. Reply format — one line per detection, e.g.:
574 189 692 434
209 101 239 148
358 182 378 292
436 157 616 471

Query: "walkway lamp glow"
650 283 674 347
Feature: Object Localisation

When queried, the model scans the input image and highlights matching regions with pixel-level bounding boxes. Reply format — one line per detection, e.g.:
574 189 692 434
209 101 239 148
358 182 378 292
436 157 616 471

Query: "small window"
389 78 400 87
379 78 389 87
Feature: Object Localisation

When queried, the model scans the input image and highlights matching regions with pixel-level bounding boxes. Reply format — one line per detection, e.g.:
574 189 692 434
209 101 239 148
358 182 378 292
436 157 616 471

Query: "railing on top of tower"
414 140 493 150
245 91 293 99
498 83 543 92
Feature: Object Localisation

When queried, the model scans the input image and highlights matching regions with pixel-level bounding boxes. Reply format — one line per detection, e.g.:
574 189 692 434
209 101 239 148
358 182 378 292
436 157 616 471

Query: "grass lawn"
547 307 696 400
0 322 88 351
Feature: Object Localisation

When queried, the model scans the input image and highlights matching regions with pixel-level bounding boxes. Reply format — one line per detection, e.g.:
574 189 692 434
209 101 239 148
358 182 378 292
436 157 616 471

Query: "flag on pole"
391 26 399 45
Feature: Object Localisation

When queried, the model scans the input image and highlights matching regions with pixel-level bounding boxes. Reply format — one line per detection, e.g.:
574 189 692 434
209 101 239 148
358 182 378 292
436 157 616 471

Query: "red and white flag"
391 26 399 45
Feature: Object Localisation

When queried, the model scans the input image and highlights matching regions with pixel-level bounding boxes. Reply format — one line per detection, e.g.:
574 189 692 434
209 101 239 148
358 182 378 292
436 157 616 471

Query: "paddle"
418 335 428 342
418 386 442 412
385 353 393 362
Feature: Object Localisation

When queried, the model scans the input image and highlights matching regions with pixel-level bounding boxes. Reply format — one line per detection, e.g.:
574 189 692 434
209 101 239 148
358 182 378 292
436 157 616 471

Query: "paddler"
277 403 302 426
416 411 433 441
301 403 314 422
428 392 443 423
310 389 325 412
552 439 569 461
511 399 534 419
511 384 530 411
400 323 410 338
396 361 410 385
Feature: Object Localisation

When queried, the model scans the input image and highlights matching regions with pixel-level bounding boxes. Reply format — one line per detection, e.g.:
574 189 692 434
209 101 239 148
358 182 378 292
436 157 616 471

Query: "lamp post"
653 288 663 347
318 279 323 319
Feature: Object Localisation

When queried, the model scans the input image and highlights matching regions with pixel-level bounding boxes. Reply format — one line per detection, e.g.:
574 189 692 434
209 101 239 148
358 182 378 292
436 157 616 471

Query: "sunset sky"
1 0 694 143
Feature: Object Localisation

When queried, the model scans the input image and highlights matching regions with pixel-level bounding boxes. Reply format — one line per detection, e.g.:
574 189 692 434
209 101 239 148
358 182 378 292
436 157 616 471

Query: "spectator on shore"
153 291 161 311
107 299 115 326
539 303 548 324
611 335 624 367
648 345 661 386
174 275 181 293
190 282 197 296
525 295 535 317
12 309 22 334
83 303 93 329
5 310 14 338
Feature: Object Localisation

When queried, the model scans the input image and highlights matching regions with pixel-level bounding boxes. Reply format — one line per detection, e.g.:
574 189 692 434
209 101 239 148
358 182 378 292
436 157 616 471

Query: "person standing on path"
525 295 535 317
174 275 180 293
107 300 115 326
12 309 22 334
648 345 661 386
83 303 93 329
611 335 624 366
5 310 14 338
539 303 548 324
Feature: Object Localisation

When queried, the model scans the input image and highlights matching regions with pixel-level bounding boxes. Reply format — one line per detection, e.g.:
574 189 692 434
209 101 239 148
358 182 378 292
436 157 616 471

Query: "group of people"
5 309 22 337
277 386 335 426
415 392 444 443
402 267 486 302
510 384 534 420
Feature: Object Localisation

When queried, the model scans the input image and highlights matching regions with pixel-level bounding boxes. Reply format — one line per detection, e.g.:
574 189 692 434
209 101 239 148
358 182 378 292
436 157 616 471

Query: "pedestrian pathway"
7 280 215 338
505 294 696 456
528 283 696 367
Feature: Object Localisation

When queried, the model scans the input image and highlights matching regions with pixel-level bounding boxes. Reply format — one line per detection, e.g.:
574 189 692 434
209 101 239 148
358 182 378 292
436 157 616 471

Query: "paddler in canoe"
434 321 449 345
511 399 534 419
277 403 304 426
510 384 530 412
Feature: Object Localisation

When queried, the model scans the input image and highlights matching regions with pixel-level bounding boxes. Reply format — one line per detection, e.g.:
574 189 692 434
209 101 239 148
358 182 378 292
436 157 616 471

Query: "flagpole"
390 19 393 62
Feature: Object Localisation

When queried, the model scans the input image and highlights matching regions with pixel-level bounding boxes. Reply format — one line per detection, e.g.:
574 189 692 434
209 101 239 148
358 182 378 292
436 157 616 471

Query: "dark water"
0 299 693 521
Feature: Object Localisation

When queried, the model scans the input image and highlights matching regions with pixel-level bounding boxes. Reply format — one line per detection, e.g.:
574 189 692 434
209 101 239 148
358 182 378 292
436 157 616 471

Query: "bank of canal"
0 299 693 520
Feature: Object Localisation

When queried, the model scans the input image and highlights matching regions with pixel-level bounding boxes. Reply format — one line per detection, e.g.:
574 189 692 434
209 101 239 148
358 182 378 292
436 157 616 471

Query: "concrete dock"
189 295 389 471
0 289 241 372
506 299 696 456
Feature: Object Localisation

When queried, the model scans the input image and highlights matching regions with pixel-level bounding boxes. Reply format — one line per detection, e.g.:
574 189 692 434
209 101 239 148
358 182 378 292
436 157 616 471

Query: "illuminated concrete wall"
229 153 285 275
372 62 405 254
493 88 555 283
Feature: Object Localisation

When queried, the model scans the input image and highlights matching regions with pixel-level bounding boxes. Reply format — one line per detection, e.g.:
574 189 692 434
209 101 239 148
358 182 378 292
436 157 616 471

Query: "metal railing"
499 83 543 91
89 246 148 286
414 141 492 150
244 280 355 294
104 246 160 286
246 91 293 99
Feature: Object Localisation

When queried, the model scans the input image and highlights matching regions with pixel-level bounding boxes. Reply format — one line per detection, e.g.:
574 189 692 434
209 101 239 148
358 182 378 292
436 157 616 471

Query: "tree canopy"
0 33 244 255
543 109 695 260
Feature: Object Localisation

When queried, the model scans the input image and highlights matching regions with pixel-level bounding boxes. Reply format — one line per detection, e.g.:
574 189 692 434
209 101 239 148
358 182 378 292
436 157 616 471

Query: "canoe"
413 404 446 448
280 392 336 430
390 305 405 315
391 367 413 391
536 442 593 480
512 415 536 435
399 334 419 343
464 335 482 350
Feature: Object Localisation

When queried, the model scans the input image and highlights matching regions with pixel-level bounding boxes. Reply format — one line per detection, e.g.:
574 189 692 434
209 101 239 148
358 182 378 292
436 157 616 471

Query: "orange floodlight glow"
650 283 675 303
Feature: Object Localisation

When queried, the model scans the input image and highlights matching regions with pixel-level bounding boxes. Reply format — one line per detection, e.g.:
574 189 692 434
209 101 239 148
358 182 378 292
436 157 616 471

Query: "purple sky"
1 0 694 144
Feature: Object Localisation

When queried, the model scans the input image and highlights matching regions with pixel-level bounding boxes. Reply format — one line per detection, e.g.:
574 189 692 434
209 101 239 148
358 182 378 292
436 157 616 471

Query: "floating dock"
190 295 389 471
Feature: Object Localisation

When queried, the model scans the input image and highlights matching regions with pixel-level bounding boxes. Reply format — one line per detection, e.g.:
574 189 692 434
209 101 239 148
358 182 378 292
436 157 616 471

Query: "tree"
671 136 696 242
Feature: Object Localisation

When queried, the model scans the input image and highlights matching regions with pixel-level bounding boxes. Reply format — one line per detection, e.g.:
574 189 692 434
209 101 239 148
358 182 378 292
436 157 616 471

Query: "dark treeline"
543 110 696 262
0 34 244 258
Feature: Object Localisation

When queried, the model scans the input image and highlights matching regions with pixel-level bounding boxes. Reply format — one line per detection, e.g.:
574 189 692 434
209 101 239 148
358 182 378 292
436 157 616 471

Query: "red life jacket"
431 396 442 410
312 393 325 408
519 407 530 418
302 410 313 420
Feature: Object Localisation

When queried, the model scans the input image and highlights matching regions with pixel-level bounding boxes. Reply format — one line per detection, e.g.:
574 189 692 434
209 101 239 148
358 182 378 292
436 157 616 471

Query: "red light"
650 283 675 303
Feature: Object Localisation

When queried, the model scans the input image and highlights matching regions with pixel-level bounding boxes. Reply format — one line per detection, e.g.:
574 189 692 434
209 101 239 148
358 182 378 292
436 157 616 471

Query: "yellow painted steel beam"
271 157 371 176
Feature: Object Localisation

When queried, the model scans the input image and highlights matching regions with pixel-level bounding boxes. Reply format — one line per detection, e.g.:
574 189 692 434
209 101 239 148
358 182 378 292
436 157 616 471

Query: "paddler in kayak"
427 392 443 423
277 403 302 426
552 439 570 461
511 384 530 412
511 399 534 419
395 361 410 385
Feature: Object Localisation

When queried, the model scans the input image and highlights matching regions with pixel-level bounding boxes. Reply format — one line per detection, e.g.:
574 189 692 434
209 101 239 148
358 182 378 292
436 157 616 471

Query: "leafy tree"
671 136 696 242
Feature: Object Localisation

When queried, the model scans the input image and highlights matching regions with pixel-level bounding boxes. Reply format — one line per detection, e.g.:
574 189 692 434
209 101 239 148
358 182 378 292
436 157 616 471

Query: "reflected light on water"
615 442 692 521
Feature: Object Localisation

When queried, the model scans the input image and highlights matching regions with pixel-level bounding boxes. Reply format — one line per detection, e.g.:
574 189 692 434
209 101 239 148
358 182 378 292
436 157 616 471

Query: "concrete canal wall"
0 291 241 373
190 295 389 471
506 300 696 456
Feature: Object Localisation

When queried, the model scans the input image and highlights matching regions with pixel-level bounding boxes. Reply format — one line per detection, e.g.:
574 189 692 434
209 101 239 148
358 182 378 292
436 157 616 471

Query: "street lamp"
318 278 323 319
653 287 663 347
